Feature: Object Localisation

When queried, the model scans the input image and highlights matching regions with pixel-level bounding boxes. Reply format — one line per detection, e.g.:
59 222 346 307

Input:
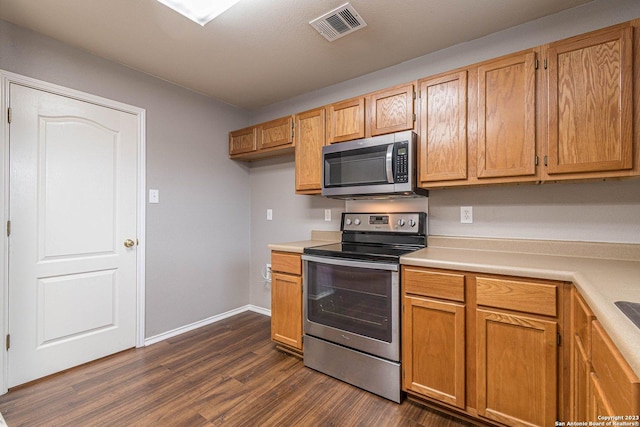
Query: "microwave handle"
385 144 394 183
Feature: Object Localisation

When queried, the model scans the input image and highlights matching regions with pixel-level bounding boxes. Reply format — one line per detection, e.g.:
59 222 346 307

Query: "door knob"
124 239 135 248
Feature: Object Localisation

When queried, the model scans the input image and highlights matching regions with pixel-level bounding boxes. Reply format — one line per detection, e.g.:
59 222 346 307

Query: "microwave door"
385 144 394 183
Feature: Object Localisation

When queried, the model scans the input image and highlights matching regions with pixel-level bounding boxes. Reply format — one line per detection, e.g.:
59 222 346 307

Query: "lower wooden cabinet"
402 266 564 427
270 251 303 353
403 295 466 409
476 309 558 427
569 288 640 420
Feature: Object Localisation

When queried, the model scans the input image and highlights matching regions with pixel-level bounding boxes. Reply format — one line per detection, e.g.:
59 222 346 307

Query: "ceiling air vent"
310 3 367 42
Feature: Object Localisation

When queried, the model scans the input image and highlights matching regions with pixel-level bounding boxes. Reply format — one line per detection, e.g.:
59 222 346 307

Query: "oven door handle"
302 254 399 272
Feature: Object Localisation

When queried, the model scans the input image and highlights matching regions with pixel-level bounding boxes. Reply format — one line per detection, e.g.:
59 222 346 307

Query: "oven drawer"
272 251 302 275
476 276 558 316
403 267 465 302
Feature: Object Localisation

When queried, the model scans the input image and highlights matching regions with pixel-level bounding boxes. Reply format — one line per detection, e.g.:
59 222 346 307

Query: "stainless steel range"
302 212 427 403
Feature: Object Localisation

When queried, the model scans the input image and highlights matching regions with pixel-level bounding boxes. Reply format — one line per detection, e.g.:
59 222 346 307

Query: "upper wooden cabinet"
259 116 294 150
367 83 415 137
326 96 366 143
229 126 257 157
229 115 294 160
476 50 538 180
546 25 634 178
295 107 326 194
326 84 416 144
418 71 468 184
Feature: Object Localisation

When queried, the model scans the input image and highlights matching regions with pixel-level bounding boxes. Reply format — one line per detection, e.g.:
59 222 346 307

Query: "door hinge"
544 59 548 70
413 91 417 100
412 113 416 122
5 334 9 351
7 107 11 124
557 333 561 346
535 155 539 166
535 59 539 70
291 121 295 138
6 220 10 237
544 155 548 167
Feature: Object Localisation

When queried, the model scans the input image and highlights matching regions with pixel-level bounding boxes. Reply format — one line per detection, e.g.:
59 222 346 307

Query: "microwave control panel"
395 142 409 183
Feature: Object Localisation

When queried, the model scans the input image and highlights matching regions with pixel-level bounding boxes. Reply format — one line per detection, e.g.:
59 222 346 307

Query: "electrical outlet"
266 209 273 221
461 206 473 224
324 209 331 221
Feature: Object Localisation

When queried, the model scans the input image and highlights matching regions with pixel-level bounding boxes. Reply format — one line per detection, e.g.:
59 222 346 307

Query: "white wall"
0 19 252 337
249 156 344 309
247 0 640 310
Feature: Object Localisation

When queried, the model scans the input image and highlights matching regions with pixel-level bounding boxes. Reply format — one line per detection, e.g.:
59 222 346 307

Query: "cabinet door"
418 71 468 183
295 108 325 194
570 289 595 421
477 309 557 427
591 320 640 415
476 51 538 179
547 26 633 176
259 116 293 150
368 83 415 137
229 126 257 156
271 272 303 351
326 97 365 143
589 372 615 418
403 295 465 409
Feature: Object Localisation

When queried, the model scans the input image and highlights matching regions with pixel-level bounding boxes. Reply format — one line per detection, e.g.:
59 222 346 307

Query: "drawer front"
591 321 640 415
271 251 302 275
403 267 465 302
476 276 557 316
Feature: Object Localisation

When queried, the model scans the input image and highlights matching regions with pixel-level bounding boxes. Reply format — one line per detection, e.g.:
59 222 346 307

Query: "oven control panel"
342 212 426 234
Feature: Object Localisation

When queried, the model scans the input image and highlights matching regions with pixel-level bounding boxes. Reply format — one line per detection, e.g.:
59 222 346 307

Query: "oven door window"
306 261 392 342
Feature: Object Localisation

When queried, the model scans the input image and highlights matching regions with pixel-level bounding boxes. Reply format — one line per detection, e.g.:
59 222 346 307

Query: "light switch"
149 189 159 204
267 209 273 220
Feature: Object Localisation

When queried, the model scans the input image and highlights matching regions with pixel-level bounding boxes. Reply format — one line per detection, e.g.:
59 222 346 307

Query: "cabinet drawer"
271 251 302 275
591 321 640 415
403 267 465 302
476 276 557 316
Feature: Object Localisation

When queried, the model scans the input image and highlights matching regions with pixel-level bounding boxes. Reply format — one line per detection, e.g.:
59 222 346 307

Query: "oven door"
302 254 399 362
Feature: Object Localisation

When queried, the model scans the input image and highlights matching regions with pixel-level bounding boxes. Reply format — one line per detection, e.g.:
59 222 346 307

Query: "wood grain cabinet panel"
368 83 415 137
270 252 303 353
259 116 293 150
418 71 468 183
403 267 465 302
476 309 557 427
546 25 634 177
570 289 595 421
295 108 325 194
590 320 640 415
326 96 366 143
229 126 257 157
476 51 538 180
476 276 557 317
403 296 466 409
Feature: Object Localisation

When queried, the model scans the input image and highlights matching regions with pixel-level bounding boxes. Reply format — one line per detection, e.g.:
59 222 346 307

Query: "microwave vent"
310 3 367 42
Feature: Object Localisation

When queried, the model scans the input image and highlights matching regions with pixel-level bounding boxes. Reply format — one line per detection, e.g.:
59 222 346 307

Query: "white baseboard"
144 304 271 346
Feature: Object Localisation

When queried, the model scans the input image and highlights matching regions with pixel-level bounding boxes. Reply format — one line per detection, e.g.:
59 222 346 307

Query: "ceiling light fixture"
156 0 241 26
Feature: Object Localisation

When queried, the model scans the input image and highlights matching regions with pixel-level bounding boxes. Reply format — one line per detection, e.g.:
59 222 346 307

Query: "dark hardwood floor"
0 311 473 426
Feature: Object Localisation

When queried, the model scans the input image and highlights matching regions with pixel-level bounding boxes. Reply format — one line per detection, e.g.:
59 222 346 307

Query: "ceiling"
0 0 594 110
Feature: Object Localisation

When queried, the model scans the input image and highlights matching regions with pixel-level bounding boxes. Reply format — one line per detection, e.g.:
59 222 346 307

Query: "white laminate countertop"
401 237 640 378
268 230 341 254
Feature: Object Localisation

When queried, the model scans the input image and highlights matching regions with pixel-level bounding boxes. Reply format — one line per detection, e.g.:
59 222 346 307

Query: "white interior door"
8 83 138 387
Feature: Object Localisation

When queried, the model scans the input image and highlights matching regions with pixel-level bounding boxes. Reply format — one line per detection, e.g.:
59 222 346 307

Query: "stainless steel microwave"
321 131 428 199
